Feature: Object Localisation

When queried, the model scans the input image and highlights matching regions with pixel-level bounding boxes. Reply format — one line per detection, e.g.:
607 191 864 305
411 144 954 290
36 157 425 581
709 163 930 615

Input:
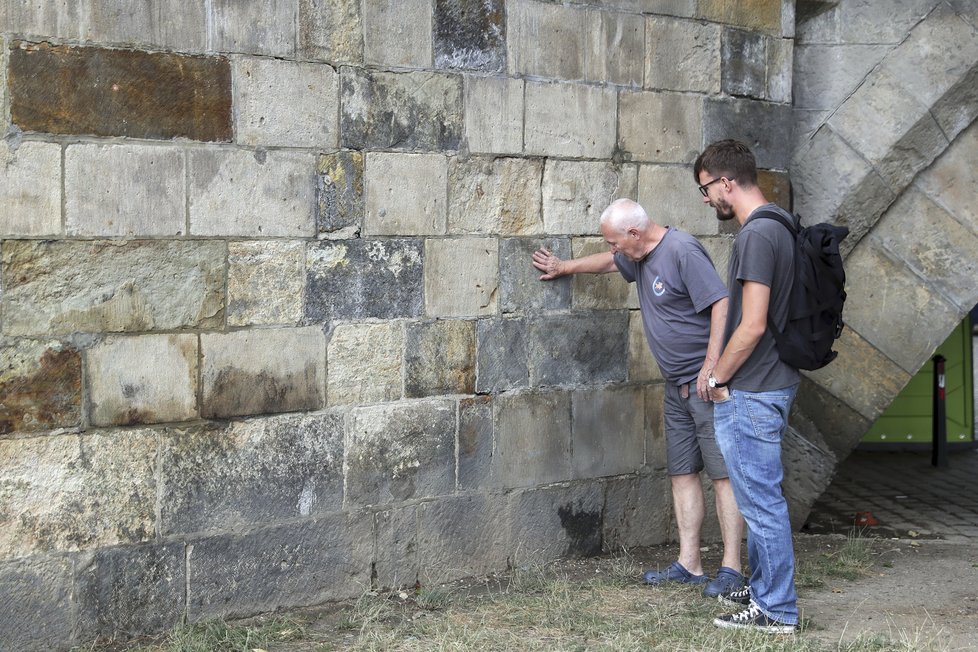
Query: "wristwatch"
707 374 727 389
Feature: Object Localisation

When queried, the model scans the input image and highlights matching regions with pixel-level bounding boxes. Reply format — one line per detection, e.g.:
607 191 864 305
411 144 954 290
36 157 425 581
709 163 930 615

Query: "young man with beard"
694 140 801 634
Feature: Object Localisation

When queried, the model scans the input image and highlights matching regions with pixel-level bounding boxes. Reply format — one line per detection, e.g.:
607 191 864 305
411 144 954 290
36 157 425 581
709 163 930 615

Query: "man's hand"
532 247 565 280
696 365 711 401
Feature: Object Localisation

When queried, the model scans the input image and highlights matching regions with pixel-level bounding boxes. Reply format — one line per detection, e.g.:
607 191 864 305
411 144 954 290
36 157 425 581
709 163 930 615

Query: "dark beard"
715 206 735 221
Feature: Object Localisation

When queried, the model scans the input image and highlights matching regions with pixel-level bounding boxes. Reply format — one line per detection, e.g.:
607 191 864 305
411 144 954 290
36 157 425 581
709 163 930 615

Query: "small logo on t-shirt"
653 276 666 296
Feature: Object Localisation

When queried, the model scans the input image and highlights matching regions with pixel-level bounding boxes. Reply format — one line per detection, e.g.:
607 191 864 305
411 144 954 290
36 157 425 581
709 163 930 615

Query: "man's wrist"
707 373 727 389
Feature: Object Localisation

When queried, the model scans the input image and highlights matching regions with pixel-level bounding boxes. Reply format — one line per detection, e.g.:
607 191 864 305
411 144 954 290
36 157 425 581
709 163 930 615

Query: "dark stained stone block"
528 312 629 387
459 396 493 490
8 42 231 142
499 237 571 314
305 239 424 322
0 340 81 435
434 0 506 72
0 555 74 651
476 317 529 393
340 68 463 151
317 150 364 235
703 98 793 170
721 28 767 99
405 320 476 397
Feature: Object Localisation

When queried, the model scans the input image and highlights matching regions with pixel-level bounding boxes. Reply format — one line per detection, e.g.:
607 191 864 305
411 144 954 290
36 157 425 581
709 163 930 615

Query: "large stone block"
298 0 364 63
208 0 297 57
603 472 672 549
571 386 646 479
542 159 632 234
645 383 667 469
327 322 403 405
363 0 432 66
65 143 185 237
0 339 81 435
463 75 524 155
586 9 644 86
1 240 225 336
620 91 703 163
803 0 946 45
424 238 499 317
188 148 317 237
435 0 506 72
493 391 571 488
187 515 371 620
697 0 781 34
916 120 978 234
781 425 836 530
508 482 604 564
346 400 456 506
448 156 543 235
317 150 364 237
233 57 339 148
524 81 617 158
81 0 207 52
476 317 529 393
628 310 662 382
341 69 462 151
374 505 419 589
528 313 629 387
459 395 493 489
645 15 720 93
76 542 185 642
569 237 631 311
227 240 304 326
88 334 198 427
499 237 571 314
792 44 889 111
159 413 344 535
703 98 792 170
405 320 476 397
305 239 423 322
418 494 510 583
0 2 81 41
508 0 586 80
931 61 978 141
794 377 872 458
9 42 231 141
0 555 74 652
721 28 767 99
767 34 792 103
365 152 448 236
0 431 157 558
201 327 325 419
636 164 717 235
0 141 61 237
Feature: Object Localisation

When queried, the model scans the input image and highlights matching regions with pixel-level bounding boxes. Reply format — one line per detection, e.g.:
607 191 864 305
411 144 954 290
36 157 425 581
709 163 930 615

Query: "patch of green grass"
797 531 876 589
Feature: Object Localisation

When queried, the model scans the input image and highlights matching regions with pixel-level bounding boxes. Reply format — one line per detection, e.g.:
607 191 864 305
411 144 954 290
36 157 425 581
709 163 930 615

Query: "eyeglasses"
697 177 723 197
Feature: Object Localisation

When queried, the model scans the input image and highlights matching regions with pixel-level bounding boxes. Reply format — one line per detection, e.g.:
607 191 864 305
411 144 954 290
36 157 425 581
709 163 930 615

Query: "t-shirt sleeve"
734 227 778 288
613 252 636 283
679 245 728 313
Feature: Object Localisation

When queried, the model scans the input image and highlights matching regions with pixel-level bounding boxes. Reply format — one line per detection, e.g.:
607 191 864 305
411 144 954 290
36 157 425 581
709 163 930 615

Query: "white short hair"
599 198 651 232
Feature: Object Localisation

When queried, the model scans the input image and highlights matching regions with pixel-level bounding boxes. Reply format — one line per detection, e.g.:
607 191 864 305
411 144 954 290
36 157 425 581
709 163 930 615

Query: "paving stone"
703 98 792 170
327 322 403 405
636 164 716 236
603 472 672 549
492 391 571 488
435 0 506 72
499 237 571 314
508 482 604 564
508 0 586 80
364 152 447 235
571 386 646 479
424 238 498 317
208 0 297 57
645 16 720 93
405 319 476 397
418 494 510 583
568 237 631 311
475 317 529 393
527 312 629 387
0 555 74 652
586 9 644 86
298 0 364 63
524 81 617 158
722 28 767 99
459 395 493 490
448 156 543 235
542 159 632 234
463 75 524 155
0 140 61 237
227 240 305 327
317 150 364 237
0 339 81 435
363 0 432 67
619 91 703 163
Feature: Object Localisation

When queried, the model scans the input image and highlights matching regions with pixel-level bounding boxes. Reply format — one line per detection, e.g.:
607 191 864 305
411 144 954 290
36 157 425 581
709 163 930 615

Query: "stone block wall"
0 0 795 647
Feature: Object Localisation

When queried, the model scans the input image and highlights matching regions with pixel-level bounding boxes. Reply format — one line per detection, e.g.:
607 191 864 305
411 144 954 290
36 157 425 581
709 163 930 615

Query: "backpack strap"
748 208 799 342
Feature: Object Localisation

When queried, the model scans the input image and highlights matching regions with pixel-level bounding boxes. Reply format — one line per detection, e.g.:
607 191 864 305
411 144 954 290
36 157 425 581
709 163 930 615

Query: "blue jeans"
713 384 799 624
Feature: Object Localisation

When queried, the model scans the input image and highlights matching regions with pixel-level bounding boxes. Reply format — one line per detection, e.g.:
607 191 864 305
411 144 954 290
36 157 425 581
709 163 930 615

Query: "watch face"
708 376 716 388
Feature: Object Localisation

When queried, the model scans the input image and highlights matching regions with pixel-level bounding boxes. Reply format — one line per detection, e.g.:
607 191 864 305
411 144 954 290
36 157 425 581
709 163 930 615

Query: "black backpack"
754 209 849 371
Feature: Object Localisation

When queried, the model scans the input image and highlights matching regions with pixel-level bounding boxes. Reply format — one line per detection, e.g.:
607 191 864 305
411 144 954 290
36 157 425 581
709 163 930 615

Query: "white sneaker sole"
713 617 797 634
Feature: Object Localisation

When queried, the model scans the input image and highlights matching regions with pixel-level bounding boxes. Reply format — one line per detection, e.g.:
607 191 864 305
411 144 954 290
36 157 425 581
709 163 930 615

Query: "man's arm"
708 280 769 401
531 247 617 280
695 296 728 400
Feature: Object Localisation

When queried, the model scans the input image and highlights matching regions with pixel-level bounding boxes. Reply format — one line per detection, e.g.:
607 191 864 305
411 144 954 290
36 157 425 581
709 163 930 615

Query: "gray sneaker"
718 583 751 606
713 602 797 634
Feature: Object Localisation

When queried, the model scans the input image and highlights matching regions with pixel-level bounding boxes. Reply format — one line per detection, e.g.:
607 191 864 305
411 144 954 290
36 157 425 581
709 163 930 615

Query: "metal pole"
932 354 947 468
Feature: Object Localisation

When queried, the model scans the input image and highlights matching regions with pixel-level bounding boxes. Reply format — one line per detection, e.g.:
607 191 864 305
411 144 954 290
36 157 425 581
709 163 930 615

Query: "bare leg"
713 477 744 573
671 473 706 575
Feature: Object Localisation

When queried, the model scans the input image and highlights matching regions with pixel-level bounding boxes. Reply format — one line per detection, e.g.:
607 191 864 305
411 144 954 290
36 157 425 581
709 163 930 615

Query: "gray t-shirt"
615 228 727 385
724 203 800 391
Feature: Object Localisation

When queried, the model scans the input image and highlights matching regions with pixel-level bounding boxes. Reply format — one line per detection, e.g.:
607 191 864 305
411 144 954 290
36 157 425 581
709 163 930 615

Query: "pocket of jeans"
744 394 790 442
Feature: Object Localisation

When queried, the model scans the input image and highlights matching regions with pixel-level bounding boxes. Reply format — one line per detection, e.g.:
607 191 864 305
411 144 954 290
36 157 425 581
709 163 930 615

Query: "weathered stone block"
645 16 720 93
703 98 792 170
405 320 476 397
645 383 667 469
0 2 80 41
542 159 632 234
365 152 448 235
76 542 185 642
305 239 423 322
418 494 509 583
435 0 506 72
374 505 419 589
81 0 207 52
424 238 499 317
65 143 185 237
9 42 231 141
0 339 81 435
341 69 462 151
228 240 304 326
571 386 645 479
508 0 586 80
463 75 524 155
476 317 529 393
0 431 157 558
327 322 403 405
493 391 571 488
346 400 456 506
699 235 734 288
697 0 781 34
298 0 364 63
916 120 978 234
932 61 978 141
499 237 571 314
603 472 672 549
782 425 836 529
528 313 629 387
448 156 543 235
568 237 630 311
757 169 792 212
586 9 644 86
1 240 225 336
628 310 662 382
363 0 432 66
208 0 297 57
793 44 890 111
767 35 792 103
160 413 344 535
88 334 198 427
508 482 604 564
524 81 617 158
636 164 716 235
201 327 325 419
722 28 767 99
0 141 61 237
459 395 493 489
794 377 872 459
620 91 703 163
233 57 339 148
317 150 364 236
0 556 74 652
187 515 371 620
188 148 316 237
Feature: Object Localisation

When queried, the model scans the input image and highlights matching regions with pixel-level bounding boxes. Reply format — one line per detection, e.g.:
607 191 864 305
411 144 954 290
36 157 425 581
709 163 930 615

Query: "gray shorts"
663 382 728 480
